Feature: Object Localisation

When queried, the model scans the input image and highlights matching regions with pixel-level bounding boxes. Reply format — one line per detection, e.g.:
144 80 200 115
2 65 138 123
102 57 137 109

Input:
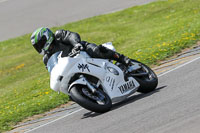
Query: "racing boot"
114 53 137 72
98 44 133 71
111 52 130 65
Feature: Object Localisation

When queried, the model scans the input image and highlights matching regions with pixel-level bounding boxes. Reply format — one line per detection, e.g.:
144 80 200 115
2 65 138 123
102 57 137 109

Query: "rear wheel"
130 60 158 93
70 85 112 113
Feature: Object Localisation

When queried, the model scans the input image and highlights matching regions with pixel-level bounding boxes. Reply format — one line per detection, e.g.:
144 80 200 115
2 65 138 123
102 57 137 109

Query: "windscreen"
47 52 61 73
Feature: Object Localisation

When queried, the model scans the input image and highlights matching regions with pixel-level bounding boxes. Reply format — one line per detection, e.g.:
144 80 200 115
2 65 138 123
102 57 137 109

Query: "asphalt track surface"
24 55 200 133
0 0 156 41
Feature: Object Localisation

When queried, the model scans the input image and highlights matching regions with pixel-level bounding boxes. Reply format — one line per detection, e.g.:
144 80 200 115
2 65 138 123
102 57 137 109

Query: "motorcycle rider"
30 27 132 68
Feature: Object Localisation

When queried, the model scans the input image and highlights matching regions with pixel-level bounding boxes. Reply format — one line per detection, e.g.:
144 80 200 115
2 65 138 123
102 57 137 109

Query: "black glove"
74 43 83 51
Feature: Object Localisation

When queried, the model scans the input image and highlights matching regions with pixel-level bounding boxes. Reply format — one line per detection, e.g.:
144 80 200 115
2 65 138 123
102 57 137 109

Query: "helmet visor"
33 36 47 54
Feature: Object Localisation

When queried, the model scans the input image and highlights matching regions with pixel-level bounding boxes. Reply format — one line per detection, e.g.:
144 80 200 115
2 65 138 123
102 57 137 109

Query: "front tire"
131 60 158 93
70 85 112 113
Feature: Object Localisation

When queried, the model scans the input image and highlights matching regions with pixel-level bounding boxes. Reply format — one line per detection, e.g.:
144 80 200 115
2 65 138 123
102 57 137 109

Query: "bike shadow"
82 85 167 119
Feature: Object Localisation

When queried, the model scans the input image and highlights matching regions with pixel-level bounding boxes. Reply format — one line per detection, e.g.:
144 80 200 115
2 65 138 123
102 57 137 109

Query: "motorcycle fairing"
48 51 140 103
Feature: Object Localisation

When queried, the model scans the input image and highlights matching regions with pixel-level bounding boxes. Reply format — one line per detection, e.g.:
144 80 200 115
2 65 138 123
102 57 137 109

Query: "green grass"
1 0 200 131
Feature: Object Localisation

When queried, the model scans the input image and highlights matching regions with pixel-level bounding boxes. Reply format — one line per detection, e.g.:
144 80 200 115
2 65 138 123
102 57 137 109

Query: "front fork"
75 75 101 94
79 75 105 102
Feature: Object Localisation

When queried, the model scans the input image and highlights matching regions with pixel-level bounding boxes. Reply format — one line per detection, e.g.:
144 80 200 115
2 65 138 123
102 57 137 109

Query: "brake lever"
68 49 81 57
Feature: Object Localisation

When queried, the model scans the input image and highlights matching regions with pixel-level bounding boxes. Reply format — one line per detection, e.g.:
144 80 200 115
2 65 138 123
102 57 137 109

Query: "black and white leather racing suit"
43 30 130 66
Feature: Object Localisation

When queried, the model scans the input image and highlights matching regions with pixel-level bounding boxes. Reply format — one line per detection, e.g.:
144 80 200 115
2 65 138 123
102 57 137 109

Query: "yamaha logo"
118 80 135 94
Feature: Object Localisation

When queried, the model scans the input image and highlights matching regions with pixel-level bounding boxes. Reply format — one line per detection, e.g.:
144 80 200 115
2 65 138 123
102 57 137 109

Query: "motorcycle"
47 42 158 113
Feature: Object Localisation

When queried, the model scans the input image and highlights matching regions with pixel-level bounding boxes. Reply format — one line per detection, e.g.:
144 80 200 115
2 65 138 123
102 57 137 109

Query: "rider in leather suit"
31 27 131 67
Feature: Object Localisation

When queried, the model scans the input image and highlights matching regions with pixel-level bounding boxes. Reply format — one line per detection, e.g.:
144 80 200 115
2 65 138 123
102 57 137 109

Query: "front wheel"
130 60 158 93
70 85 112 113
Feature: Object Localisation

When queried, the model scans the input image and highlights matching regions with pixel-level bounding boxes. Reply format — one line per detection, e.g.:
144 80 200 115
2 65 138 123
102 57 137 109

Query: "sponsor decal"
106 76 115 91
78 64 90 72
118 80 135 94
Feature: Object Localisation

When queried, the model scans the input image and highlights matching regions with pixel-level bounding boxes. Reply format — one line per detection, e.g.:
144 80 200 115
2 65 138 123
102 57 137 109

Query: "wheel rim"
82 88 107 105
141 65 155 80
134 64 156 81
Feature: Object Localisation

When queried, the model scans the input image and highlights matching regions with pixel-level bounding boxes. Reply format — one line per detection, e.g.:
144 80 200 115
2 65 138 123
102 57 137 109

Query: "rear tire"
131 60 158 93
70 85 112 113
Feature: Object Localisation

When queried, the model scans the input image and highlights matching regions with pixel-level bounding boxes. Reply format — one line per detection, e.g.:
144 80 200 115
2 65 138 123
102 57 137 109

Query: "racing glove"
73 43 84 51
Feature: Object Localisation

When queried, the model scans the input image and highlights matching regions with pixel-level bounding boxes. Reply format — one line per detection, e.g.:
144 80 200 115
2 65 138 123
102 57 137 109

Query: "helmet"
31 27 54 55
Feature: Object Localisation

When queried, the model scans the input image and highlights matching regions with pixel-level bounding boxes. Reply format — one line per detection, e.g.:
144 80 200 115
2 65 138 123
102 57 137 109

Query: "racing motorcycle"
47 42 158 113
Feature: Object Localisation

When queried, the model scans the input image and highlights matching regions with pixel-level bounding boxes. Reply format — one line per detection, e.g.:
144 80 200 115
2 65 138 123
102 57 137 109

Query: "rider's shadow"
81 85 167 119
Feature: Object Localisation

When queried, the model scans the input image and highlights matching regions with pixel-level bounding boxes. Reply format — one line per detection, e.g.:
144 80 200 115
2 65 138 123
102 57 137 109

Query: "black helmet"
31 27 54 55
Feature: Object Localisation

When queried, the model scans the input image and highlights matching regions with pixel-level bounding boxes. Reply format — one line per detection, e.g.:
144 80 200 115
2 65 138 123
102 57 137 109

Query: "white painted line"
24 55 200 133
24 108 84 133
158 56 200 77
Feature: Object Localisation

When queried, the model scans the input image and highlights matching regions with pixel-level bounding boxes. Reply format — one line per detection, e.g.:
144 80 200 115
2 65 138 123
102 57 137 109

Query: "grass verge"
1 0 200 131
